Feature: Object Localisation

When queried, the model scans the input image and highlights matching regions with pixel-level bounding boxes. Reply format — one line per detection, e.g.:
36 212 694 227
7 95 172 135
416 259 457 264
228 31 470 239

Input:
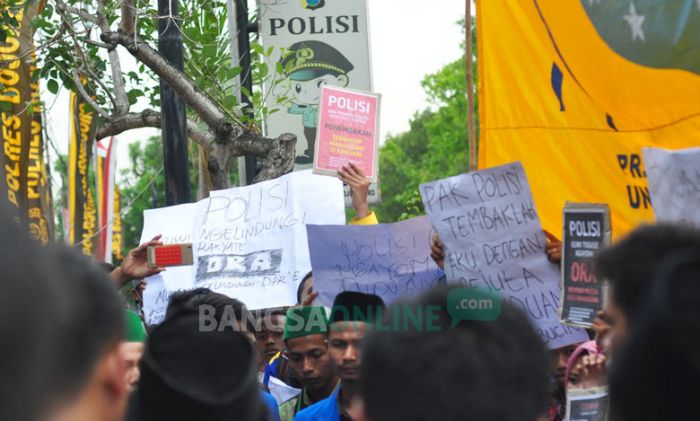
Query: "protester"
594 223 700 356
338 162 377 224
294 292 384 421
0 210 63 421
279 306 339 420
42 246 130 421
123 310 148 392
255 308 287 373
358 285 550 421
297 271 317 306
547 342 582 421
608 251 700 420
128 288 279 421
110 234 165 288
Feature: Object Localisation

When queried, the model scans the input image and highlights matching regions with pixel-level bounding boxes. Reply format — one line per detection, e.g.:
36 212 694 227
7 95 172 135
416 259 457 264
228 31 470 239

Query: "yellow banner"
476 0 700 239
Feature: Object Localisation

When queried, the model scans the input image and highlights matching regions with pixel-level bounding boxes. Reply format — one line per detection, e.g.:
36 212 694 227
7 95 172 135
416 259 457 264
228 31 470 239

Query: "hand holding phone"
147 243 194 268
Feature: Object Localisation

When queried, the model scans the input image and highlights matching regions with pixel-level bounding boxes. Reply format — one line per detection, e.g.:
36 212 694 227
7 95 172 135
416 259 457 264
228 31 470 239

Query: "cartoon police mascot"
280 40 353 165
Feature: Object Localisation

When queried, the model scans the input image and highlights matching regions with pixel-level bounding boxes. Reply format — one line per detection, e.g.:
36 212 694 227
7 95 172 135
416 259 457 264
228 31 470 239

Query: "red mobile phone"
147 243 194 268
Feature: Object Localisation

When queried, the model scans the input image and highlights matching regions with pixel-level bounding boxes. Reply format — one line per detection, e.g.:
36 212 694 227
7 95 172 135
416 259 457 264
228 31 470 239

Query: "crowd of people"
2 164 699 421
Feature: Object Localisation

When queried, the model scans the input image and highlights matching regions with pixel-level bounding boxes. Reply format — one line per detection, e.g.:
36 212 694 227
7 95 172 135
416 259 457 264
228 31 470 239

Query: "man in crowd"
129 288 279 421
595 223 700 356
44 246 131 421
295 292 384 421
256 308 287 375
357 285 550 421
279 306 339 420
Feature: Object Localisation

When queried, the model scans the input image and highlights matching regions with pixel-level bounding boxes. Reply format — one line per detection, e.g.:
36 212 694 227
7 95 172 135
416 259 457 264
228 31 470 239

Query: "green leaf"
47 79 59 94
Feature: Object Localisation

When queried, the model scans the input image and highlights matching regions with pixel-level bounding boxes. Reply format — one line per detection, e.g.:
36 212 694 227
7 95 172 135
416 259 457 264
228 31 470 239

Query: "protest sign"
419 162 588 349
566 387 609 421
193 171 345 309
559 204 611 327
140 203 197 325
643 147 700 227
307 216 443 306
313 86 380 182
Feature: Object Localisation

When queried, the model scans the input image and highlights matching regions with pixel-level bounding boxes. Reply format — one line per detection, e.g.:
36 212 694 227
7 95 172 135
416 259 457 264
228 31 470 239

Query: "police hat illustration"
281 40 354 81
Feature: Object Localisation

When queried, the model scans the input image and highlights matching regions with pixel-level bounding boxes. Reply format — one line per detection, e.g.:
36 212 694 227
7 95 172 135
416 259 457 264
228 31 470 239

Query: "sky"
42 0 466 182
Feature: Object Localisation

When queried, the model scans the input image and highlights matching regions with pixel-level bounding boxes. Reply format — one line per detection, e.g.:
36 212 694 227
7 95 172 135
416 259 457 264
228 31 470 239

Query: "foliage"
375 19 476 222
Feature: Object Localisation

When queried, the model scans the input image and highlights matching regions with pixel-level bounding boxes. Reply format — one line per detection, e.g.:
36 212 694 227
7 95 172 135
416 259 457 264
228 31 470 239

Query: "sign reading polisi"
258 0 379 205
559 203 611 328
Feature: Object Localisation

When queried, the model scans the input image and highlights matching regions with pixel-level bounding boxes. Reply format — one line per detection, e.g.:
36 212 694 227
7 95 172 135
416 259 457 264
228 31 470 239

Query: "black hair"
609 251 700 420
45 246 126 406
296 271 313 304
166 288 254 332
595 223 700 318
361 285 550 421
0 209 61 421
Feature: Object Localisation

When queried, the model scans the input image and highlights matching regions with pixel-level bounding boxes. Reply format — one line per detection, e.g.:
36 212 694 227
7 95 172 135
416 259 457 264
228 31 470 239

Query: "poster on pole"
559 203 611 328
643 147 700 227
419 162 588 349
313 86 380 182
258 0 379 204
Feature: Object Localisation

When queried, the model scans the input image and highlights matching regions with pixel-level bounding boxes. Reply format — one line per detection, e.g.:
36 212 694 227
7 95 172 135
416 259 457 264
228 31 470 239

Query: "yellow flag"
476 0 700 239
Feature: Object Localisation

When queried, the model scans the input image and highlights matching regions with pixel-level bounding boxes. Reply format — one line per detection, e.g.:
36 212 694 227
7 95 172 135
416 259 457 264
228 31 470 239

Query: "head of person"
283 306 336 395
327 292 384 385
550 342 580 398
359 285 550 421
123 310 148 393
281 40 353 106
254 308 287 363
595 223 700 355
297 271 314 305
43 246 129 421
0 209 63 421
128 290 265 421
609 251 700 420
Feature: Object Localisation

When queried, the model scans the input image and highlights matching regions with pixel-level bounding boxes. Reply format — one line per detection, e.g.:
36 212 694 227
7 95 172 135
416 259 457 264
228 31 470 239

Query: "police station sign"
258 0 379 205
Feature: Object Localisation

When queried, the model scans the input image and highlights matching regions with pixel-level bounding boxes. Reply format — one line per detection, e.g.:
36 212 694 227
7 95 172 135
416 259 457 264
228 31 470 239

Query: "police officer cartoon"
280 40 353 165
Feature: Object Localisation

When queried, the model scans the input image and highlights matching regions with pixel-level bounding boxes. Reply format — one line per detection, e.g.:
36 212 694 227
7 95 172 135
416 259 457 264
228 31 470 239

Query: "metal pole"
466 0 478 172
236 0 258 185
158 0 191 205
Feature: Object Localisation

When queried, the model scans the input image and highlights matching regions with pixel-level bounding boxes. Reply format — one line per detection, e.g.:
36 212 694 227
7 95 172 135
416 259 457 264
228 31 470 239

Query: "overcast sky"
42 0 466 181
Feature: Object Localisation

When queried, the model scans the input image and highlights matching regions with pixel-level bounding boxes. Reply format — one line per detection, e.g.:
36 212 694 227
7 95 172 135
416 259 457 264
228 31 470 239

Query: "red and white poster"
313 86 380 182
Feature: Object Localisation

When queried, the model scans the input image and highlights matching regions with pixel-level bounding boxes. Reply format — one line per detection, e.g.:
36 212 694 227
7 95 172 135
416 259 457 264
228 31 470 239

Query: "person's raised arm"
338 162 377 224
111 235 165 288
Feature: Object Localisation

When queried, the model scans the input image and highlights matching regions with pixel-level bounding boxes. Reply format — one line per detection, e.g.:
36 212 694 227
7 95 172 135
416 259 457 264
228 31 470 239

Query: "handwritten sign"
140 203 197 325
643 147 700 227
193 171 345 310
419 162 588 349
313 86 380 182
307 216 443 306
560 204 611 327
566 387 609 421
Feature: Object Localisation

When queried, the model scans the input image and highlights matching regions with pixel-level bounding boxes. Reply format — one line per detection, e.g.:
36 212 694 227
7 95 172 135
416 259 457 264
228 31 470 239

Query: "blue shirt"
293 386 340 421
260 390 281 421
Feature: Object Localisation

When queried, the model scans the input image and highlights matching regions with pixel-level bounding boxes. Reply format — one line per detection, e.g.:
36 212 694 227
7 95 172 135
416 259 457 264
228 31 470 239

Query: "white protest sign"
193 170 345 309
140 203 197 325
419 162 588 349
268 376 301 406
643 147 700 227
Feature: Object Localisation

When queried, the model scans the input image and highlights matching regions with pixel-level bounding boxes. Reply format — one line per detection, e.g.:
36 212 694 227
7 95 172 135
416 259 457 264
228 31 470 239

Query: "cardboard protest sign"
307 216 443 306
419 162 588 349
566 387 609 421
559 204 611 327
643 147 700 227
140 203 197 325
313 86 380 182
193 171 345 309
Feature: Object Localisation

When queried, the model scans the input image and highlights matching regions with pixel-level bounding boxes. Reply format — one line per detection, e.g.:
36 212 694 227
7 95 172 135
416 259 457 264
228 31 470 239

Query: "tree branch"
101 30 234 140
95 109 214 147
71 69 110 119
95 0 130 116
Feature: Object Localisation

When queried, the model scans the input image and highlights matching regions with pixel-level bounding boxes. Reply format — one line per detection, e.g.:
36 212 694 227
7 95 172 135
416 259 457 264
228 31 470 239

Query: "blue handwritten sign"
307 216 443 306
